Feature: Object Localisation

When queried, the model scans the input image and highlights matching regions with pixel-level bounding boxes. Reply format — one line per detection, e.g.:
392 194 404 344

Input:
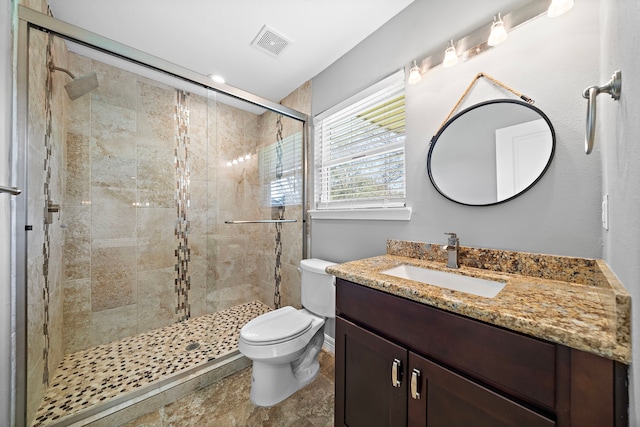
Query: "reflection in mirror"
427 99 555 206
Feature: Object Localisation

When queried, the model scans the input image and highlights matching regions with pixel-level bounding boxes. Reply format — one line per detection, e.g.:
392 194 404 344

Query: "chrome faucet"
442 233 459 269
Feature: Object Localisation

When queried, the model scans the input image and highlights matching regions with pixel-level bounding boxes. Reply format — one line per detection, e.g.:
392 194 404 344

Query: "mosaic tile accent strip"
41 33 55 387
174 89 191 321
32 301 271 426
273 114 285 309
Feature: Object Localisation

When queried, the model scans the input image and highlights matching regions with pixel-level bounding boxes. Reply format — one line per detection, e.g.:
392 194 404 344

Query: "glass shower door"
22 22 306 426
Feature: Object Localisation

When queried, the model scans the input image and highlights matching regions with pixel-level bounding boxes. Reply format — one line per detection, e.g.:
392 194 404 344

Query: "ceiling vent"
251 25 291 58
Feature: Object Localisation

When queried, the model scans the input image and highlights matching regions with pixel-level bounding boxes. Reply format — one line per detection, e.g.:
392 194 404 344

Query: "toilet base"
249 328 325 407
292 327 324 387
249 359 301 407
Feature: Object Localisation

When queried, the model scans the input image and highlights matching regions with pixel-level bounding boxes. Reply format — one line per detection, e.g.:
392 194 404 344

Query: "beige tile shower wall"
26 28 68 426
63 53 91 353
255 81 310 309
189 93 211 319
210 103 263 313
26 32 47 427
135 77 179 331
48 34 68 387
280 81 310 308
26 29 47 426
64 55 191 350
63 53 277 352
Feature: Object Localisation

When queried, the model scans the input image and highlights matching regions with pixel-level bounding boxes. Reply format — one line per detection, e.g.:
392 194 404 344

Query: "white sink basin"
380 265 505 298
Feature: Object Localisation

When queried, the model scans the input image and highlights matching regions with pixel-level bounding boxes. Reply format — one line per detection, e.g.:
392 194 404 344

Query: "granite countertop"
326 239 631 364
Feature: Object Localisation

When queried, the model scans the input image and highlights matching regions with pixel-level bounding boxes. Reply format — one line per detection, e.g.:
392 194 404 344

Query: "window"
259 132 302 207
314 70 406 211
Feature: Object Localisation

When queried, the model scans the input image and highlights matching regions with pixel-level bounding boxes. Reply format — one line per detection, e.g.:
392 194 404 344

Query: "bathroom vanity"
329 240 630 427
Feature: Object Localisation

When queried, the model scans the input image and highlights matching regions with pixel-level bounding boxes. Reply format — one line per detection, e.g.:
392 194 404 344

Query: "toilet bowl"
239 258 336 407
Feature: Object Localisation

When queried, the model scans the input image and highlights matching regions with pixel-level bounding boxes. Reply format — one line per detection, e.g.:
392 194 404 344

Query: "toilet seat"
240 306 314 345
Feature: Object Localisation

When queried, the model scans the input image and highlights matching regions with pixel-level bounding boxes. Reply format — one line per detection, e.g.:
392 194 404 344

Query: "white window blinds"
259 132 302 207
314 70 406 210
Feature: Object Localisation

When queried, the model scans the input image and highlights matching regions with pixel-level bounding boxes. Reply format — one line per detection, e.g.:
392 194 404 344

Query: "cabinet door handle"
391 358 402 387
411 368 421 399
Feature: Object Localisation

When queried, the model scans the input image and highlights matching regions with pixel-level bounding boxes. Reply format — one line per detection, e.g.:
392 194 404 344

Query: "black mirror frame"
427 99 556 207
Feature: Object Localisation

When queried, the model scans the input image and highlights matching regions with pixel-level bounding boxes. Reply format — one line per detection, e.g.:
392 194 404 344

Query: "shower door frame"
13 6 310 426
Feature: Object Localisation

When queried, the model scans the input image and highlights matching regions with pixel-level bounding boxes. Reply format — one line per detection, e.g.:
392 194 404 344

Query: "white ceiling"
47 0 415 103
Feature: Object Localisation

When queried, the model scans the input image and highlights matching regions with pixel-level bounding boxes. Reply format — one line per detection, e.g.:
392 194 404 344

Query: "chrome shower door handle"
391 358 402 387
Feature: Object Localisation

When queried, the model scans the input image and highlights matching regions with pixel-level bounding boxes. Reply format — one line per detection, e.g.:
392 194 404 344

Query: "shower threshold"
32 301 271 427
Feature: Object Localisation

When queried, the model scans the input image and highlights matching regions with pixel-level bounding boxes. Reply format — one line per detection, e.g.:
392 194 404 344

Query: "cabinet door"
337 279 556 410
336 317 407 427
408 352 555 427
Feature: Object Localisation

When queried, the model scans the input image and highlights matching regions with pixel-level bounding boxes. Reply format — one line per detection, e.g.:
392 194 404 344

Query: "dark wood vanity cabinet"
337 317 407 427
335 279 628 427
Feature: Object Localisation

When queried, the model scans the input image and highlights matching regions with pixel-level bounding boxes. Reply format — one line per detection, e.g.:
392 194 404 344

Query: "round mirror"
427 99 555 206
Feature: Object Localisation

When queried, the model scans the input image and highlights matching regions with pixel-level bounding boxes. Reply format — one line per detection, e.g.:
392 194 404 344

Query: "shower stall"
14 6 308 426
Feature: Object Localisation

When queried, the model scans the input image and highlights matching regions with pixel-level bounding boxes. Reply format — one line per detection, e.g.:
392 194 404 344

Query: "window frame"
312 69 411 220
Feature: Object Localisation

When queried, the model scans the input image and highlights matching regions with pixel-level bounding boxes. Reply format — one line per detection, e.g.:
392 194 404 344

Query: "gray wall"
311 0 602 262
1 1 13 425
601 0 640 423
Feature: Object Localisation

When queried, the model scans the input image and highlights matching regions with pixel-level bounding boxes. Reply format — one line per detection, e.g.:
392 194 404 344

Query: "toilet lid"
240 306 313 344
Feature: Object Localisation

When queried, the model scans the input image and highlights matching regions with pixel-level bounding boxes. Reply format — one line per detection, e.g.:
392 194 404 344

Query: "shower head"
49 64 99 100
64 71 99 101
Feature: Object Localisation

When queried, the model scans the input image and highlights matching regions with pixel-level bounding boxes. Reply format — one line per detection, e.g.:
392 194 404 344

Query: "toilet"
238 258 336 407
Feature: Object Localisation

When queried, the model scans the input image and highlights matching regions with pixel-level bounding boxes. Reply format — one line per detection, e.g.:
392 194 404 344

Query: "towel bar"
225 219 297 224
582 70 621 154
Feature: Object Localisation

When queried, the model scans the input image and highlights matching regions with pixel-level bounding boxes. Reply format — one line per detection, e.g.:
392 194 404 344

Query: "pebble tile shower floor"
33 301 272 426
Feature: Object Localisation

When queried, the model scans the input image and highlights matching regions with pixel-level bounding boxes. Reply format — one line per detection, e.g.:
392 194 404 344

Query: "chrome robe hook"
582 70 621 154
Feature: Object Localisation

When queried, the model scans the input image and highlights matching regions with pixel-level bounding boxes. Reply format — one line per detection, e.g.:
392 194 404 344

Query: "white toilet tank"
300 259 336 318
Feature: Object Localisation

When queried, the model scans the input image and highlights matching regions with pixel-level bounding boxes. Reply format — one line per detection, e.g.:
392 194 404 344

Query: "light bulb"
408 60 422 85
208 74 225 84
488 14 508 46
443 40 459 68
547 0 574 17
226 161 232 167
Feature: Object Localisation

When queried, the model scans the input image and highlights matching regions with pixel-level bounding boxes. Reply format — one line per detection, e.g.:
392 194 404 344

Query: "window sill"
308 207 412 221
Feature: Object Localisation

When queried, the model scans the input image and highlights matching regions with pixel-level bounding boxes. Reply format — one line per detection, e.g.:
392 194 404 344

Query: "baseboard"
322 334 335 354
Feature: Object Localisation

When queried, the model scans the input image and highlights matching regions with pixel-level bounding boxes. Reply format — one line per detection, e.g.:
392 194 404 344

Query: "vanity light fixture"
408 60 422 85
442 40 459 68
547 0 574 17
408 1 567 80
488 13 508 46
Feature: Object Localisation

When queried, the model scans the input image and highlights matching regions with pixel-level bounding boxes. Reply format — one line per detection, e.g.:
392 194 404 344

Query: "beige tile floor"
123 351 335 427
